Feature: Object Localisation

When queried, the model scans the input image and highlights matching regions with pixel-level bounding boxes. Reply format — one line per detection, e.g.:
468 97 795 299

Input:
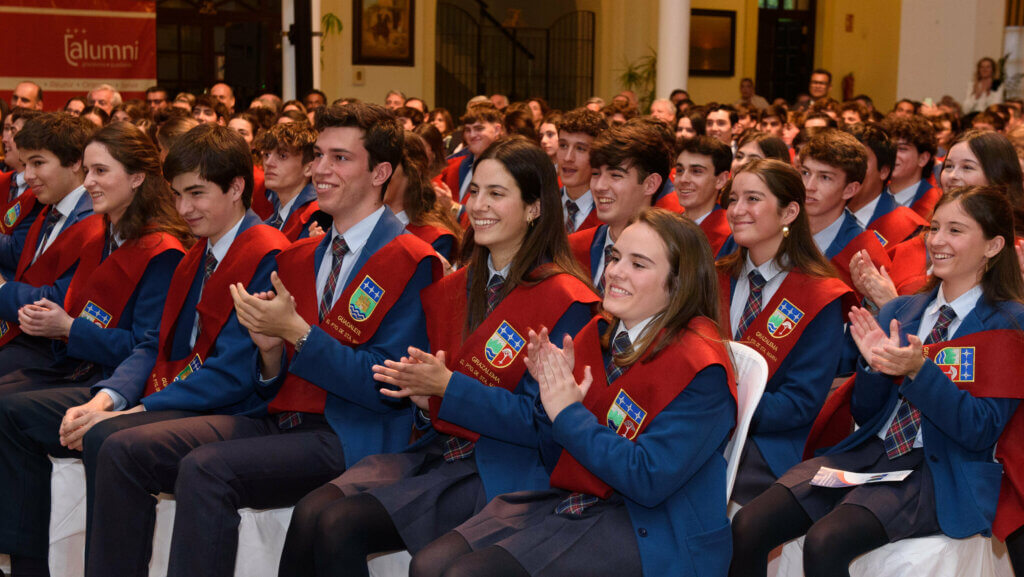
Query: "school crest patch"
872 230 888 247
79 301 112 328
3 203 20 228
483 321 524 369
934 346 975 383
766 299 804 338
174 354 203 382
349 276 384 322
606 389 646 440
0 320 8 337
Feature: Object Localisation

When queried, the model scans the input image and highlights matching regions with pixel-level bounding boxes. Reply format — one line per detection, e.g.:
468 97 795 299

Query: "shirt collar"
812 211 847 254
852 195 882 229
930 283 983 321
394 210 410 225
562 188 595 214
742 252 785 284
14 172 25 188
331 205 385 257
486 254 513 279
108 224 124 248
54 185 87 218
891 180 922 207
207 213 246 262
616 315 657 345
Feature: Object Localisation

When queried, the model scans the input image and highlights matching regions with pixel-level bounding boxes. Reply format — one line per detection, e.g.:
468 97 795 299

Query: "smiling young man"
569 118 669 291
706 103 739 148
87 103 440 577
441 103 503 213
674 135 733 257
0 108 46 278
882 114 939 218
558 107 608 233
254 122 319 241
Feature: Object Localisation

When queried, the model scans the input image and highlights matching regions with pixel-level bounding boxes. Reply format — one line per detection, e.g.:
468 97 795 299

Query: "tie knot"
748 270 767 290
565 199 579 216
204 251 218 279
46 208 62 224
487 273 505 291
937 304 957 324
332 234 350 257
612 330 632 356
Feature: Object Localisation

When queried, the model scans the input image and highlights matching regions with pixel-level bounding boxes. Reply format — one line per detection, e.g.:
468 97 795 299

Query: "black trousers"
87 413 346 577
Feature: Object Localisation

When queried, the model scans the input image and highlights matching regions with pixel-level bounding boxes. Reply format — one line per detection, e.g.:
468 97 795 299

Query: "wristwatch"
294 327 314 352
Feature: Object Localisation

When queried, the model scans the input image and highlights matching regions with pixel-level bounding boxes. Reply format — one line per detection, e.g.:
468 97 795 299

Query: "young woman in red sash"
718 158 849 506
387 132 462 262
731 185 1024 577
276 136 598 577
852 129 1024 308
405 208 736 577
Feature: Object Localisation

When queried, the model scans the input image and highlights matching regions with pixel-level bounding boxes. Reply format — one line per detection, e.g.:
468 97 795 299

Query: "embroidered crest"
3 203 21 228
766 299 804 338
0 320 8 337
79 300 112 328
872 230 888 247
935 346 974 383
606 389 647 440
174 354 203 382
349 276 384 322
483 320 524 369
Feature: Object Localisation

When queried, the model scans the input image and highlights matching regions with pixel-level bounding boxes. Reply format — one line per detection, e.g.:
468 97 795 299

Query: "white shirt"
592 227 616 286
852 194 884 229
190 214 246 347
891 180 922 208
274 194 300 226
562 188 595 232
812 212 846 256
875 283 983 448
12 172 27 199
35 185 87 262
615 315 656 347
394 210 410 226
486 254 513 280
315 206 385 309
693 210 711 225
729 255 789 337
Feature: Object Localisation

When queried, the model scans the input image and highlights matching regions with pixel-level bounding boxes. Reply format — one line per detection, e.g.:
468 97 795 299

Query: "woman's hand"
849 307 926 377
849 249 898 309
536 334 592 422
374 347 453 400
18 299 74 338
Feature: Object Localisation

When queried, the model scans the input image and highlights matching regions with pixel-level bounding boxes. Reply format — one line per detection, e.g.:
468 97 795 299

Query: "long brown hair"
462 136 589 333
604 208 724 366
946 129 1024 233
923 186 1024 305
400 132 462 253
85 122 194 248
717 158 835 279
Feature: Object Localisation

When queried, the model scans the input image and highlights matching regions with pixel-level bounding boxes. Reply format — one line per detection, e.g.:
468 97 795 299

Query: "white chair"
724 341 769 500
47 457 411 577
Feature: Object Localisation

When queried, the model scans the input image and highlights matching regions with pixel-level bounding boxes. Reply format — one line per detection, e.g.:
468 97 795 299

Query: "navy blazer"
264 183 317 240
728 274 845 477
0 191 94 319
97 213 278 412
258 208 437 467
822 210 864 260
0 197 43 279
829 289 1023 538
584 224 610 286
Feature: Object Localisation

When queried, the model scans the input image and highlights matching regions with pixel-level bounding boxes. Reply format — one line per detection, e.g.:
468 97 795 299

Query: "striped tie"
319 235 350 322
194 251 218 338
883 304 956 459
596 244 614 295
734 270 767 340
33 208 63 263
604 330 632 384
486 274 505 315
267 211 285 230
565 199 580 233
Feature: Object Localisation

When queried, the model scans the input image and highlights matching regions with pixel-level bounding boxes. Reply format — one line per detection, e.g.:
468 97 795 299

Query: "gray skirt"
330 435 488 553
778 437 941 542
455 489 642 577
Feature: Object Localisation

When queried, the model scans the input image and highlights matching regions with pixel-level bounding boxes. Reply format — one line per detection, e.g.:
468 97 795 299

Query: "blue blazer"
828 289 1023 539
99 213 278 412
729 275 845 477
866 192 898 226
434 300 594 500
260 208 437 467
822 210 864 260
584 224 610 285
0 192 94 319
0 198 44 279
264 183 317 240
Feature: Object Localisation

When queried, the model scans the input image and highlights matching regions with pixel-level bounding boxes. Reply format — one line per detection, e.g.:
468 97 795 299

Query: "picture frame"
689 9 736 77
353 0 415 66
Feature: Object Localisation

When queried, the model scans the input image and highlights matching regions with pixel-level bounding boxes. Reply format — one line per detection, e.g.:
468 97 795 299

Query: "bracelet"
294 326 314 352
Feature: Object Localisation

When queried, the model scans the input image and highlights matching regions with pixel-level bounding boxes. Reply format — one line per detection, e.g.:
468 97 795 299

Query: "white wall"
897 0 1006 104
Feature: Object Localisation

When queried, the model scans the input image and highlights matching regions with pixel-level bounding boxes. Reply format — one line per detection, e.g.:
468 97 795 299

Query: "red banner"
0 1 157 110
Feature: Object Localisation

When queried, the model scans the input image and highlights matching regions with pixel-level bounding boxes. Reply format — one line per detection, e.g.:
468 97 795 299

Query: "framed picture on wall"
353 0 415 66
690 9 735 77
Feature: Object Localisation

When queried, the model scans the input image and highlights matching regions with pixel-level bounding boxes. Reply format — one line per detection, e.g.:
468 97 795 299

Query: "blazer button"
929 455 939 463
637 528 648 537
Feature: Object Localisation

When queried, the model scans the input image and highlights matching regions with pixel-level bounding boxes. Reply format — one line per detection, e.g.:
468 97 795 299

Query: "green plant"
320 12 343 69
618 48 657 113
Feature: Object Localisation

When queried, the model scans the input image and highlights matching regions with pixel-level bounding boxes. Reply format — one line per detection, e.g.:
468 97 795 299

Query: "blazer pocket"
685 522 732 577
961 460 1004 522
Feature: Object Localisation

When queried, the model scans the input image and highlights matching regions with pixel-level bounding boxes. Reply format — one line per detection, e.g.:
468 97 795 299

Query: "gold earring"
782 225 790 238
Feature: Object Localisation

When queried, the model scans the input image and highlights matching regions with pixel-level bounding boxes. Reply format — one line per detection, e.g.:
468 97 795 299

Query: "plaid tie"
33 208 63 263
565 199 580 233
734 270 767 340
883 304 956 459
486 273 505 315
103 232 118 259
194 251 218 338
267 211 285 230
596 244 614 295
604 330 632 384
318 235 350 322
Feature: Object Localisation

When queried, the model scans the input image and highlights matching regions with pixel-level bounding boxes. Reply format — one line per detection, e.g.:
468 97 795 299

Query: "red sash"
867 206 928 251
145 225 290 394
576 208 602 232
654 192 686 215
718 269 850 380
280 199 320 242
0 213 106 347
887 235 929 295
0 189 37 235
568 226 601 279
699 208 731 257
267 234 441 414
63 232 186 333
250 166 275 220
0 172 11 206
405 223 455 249
548 316 736 497
910 185 941 219
423 267 600 441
